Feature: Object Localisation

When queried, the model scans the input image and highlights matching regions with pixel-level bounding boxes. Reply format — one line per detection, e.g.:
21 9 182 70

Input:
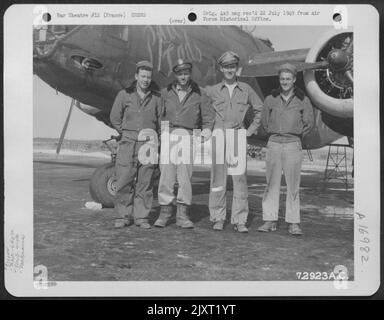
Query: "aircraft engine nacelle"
303 29 353 118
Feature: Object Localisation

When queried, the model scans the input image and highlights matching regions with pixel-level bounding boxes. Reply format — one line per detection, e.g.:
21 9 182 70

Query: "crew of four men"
110 51 314 235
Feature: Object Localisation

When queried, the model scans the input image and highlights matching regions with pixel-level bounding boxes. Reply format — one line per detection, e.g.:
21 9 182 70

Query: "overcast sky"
33 25 334 140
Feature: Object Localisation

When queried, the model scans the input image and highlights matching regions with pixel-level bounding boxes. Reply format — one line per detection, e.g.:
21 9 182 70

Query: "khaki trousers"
262 140 303 223
158 132 195 206
209 129 248 225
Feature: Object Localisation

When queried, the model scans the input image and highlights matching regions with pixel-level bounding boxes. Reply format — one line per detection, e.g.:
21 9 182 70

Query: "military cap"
278 63 297 76
217 51 240 66
172 59 192 73
136 60 153 71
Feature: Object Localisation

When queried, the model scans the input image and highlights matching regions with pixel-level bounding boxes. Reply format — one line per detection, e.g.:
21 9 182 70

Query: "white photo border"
4 4 380 296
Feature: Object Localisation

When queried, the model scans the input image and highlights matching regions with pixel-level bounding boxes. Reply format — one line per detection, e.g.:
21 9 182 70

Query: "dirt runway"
34 152 354 281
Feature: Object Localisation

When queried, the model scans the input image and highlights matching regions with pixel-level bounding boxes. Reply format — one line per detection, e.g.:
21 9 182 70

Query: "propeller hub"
327 49 350 71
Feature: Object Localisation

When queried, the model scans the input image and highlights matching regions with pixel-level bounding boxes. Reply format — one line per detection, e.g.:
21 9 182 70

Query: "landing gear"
89 135 120 208
89 163 117 208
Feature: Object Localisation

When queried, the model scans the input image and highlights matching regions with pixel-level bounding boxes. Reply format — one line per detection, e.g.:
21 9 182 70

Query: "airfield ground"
33 142 354 282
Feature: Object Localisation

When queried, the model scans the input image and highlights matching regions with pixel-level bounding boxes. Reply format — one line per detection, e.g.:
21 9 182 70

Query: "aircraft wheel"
89 163 117 208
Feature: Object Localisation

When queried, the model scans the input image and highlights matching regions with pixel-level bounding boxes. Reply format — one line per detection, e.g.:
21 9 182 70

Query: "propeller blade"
344 37 353 55
344 70 354 84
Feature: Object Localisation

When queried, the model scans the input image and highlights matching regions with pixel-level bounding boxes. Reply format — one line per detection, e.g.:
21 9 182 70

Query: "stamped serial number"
296 271 341 280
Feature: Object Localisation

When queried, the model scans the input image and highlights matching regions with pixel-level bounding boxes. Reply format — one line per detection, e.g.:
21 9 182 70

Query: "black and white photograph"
4 4 380 297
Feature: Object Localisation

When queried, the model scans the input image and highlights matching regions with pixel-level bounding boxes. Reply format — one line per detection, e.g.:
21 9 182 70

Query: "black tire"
89 163 117 208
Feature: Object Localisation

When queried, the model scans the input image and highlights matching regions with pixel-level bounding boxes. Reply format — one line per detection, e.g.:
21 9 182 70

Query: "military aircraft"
33 25 353 207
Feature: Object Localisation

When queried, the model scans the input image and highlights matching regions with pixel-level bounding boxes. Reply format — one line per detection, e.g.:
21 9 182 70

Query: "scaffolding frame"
323 143 353 191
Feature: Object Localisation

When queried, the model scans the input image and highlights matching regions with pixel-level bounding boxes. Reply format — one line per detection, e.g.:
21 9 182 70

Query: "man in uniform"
110 60 162 229
258 63 314 235
154 59 215 229
206 51 263 233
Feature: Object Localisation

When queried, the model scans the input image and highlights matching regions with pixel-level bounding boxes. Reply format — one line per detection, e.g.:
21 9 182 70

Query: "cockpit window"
108 26 129 42
51 25 70 35
33 25 77 58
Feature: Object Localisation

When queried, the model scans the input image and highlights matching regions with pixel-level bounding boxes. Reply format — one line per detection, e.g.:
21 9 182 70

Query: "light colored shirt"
281 91 294 102
205 80 263 135
176 84 188 102
225 82 237 98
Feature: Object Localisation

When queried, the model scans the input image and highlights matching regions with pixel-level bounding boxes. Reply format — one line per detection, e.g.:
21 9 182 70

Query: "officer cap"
173 59 193 73
136 60 153 72
278 63 297 76
217 51 240 66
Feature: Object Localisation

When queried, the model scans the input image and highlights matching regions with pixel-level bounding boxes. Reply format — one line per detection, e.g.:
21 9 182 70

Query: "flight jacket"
261 87 315 143
110 81 162 138
160 80 215 132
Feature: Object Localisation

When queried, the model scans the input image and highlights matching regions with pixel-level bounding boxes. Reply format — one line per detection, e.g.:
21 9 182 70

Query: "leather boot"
154 205 174 228
114 218 131 228
212 220 225 231
176 203 194 229
114 203 133 228
234 224 248 233
258 221 277 232
135 219 151 229
288 223 303 235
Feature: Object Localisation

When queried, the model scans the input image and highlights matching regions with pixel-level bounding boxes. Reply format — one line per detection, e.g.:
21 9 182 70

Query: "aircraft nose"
33 26 56 58
33 25 74 58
